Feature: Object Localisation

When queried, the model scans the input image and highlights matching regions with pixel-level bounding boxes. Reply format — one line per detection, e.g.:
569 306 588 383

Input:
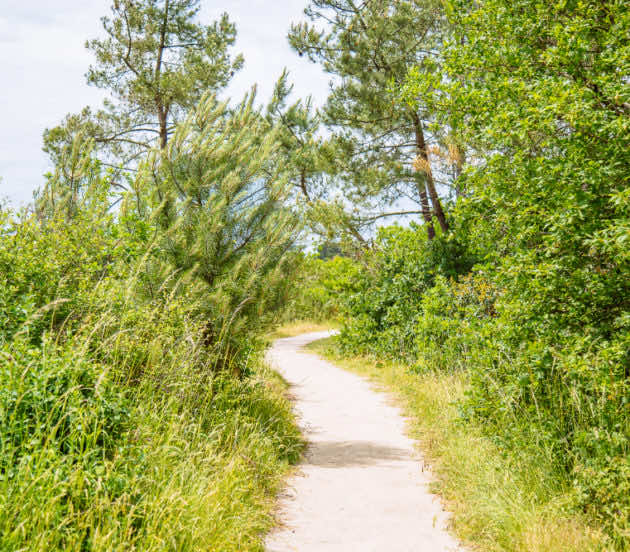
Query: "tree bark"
155 0 170 149
412 113 449 235
158 108 168 149
415 173 436 240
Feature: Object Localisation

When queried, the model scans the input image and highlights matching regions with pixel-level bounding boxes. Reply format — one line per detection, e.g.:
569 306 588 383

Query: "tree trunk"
155 0 169 150
158 108 168 149
412 114 449 235
415 174 435 240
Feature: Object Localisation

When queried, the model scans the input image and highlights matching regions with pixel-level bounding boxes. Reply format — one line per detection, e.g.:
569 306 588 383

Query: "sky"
0 0 330 207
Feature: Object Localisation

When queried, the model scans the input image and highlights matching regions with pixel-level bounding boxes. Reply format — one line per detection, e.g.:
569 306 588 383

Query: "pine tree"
265 70 368 245
266 70 326 204
35 134 106 220
138 92 299 351
289 0 450 240
44 0 243 183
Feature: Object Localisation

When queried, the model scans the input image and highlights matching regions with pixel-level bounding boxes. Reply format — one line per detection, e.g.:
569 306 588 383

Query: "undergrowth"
0 343 302 551
0 163 303 550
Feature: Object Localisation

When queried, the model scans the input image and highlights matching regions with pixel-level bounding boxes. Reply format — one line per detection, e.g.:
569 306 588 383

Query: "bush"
0 338 129 466
284 253 361 322
414 273 497 373
0 336 301 550
338 224 476 360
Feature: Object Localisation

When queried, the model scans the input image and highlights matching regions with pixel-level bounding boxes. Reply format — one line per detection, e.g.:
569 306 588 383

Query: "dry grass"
267 320 337 340
306 337 610 552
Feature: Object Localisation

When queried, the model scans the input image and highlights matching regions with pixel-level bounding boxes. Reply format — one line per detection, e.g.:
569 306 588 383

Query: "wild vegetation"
0 186 302 550
285 0 629 548
1 2 304 549
1 0 628 549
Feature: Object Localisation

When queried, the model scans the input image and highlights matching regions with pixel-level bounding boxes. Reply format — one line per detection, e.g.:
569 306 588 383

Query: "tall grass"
0 208 303 551
0 311 302 551
0 328 302 551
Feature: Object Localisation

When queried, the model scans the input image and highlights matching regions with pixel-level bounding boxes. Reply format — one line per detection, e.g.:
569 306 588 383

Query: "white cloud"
0 0 328 206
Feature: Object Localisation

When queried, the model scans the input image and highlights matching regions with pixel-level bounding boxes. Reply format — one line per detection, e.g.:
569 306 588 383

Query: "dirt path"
266 332 465 552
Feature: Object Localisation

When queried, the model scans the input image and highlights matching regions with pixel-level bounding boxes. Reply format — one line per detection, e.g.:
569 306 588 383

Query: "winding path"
266 331 466 552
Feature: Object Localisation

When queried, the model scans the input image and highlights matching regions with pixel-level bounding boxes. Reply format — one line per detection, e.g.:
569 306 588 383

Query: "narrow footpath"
266 332 466 552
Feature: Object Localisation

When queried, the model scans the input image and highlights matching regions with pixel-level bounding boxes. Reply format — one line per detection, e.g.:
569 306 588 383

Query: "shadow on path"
305 440 410 468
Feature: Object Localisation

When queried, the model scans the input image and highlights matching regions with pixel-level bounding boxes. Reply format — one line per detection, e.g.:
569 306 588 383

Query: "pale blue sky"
0 0 329 206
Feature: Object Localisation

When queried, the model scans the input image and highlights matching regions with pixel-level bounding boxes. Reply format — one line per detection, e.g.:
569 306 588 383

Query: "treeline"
288 0 629 547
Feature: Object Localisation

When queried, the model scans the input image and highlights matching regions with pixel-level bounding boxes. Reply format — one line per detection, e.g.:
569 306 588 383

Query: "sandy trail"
266 331 465 552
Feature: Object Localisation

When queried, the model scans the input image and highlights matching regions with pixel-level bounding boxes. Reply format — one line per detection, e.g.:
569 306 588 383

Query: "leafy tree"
289 0 451 240
427 0 630 365
44 0 243 184
405 0 630 533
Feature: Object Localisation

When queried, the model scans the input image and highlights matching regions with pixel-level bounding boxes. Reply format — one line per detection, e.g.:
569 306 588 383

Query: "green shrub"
338 224 476 360
284 253 361 322
0 337 129 466
414 273 497 373
0 336 301 550
412 268 630 539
